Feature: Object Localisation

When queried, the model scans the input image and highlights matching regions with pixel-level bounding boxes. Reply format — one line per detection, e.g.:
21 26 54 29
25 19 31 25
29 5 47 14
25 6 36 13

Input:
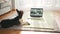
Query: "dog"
0 9 24 28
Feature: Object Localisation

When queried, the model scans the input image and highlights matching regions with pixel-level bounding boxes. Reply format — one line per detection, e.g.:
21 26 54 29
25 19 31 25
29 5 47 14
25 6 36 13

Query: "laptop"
28 8 43 20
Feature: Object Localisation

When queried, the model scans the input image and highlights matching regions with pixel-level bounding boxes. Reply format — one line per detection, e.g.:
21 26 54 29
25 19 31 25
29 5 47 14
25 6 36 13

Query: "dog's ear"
16 9 23 19
16 9 19 12
18 10 23 17
16 9 20 15
16 9 23 14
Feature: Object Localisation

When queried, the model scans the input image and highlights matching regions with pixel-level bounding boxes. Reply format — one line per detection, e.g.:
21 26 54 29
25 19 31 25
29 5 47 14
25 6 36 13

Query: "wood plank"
0 30 21 34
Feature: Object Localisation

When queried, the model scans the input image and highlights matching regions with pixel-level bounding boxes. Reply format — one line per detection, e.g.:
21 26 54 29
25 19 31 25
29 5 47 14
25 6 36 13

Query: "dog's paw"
22 22 30 25
19 19 30 26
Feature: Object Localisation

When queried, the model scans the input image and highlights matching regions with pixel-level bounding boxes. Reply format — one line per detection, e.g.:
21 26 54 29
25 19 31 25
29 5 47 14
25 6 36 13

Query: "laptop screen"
30 8 43 17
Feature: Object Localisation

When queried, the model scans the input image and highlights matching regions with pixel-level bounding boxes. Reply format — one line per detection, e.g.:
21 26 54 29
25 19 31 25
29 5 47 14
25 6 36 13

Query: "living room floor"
21 31 60 34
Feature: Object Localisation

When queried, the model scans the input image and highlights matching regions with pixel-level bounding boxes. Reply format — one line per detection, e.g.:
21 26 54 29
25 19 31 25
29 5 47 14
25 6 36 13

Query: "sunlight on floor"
21 31 59 34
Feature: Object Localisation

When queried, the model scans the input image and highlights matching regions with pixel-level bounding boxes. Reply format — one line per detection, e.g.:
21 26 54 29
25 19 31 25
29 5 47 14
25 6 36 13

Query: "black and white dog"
0 9 24 28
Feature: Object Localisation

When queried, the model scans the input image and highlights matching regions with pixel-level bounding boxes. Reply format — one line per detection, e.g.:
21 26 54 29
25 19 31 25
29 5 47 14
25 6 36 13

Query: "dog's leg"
19 19 30 25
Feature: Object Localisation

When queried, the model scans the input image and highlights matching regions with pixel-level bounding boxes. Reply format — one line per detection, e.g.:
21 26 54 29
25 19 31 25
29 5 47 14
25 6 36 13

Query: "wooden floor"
0 30 21 34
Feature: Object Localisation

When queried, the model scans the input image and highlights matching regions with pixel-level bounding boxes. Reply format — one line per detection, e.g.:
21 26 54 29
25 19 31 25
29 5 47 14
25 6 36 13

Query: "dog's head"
16 9 23 19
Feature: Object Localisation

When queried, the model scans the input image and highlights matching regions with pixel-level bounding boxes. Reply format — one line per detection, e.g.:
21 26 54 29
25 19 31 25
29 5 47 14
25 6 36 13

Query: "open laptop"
28 8 43 20
30 8 43 17
22 8 59 31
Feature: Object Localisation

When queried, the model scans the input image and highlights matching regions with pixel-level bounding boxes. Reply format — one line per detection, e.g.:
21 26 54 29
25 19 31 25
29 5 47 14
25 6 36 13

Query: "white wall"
15 0 60 11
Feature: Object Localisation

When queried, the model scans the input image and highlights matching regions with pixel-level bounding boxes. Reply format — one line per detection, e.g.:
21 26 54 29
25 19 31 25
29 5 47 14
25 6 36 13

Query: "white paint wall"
15 0 60 11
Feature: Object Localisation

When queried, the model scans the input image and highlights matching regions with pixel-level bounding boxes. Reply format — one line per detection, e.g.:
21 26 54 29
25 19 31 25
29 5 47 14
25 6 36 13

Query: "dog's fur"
0 9 23 28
